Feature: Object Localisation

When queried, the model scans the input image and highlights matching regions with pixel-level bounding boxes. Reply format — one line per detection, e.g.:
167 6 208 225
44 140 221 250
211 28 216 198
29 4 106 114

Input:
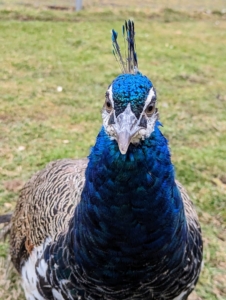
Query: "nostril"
108 114 115 125
139 115 147 128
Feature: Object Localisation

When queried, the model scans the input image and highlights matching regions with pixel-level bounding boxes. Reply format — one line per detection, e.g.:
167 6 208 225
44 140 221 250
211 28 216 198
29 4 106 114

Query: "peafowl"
10 20 203 300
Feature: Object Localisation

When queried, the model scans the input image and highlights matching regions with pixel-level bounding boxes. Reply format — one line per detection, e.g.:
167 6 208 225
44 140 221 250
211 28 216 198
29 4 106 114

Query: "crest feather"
112 20 138 74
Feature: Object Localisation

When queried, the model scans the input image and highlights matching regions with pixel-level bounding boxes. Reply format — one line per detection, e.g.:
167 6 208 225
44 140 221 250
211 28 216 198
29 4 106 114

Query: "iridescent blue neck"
72 123 187 286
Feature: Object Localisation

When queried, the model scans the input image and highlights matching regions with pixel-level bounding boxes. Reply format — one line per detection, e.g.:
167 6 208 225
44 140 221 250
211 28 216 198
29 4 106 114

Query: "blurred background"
0 1 225 299
0 0 226 11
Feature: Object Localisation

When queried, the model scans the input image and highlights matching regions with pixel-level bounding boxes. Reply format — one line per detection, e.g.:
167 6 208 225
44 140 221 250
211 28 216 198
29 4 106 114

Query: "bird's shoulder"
10 158 88 272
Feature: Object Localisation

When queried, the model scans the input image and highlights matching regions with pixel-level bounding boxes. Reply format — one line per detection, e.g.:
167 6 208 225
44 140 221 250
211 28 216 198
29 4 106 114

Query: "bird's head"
101 20 159 154
102 73 158 154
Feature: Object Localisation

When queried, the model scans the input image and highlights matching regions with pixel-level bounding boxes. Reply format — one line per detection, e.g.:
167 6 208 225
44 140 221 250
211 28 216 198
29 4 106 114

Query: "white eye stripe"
144 87 156 110
107 85 114 108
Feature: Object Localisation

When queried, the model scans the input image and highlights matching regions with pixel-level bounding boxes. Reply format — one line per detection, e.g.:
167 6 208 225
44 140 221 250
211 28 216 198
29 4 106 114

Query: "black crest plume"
112 20 138 74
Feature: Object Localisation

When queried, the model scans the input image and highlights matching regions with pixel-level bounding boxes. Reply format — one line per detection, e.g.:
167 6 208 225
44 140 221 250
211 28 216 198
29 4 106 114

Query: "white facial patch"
102 85 117 139
102 86 158 144
144 87 156 109
131 87 158 142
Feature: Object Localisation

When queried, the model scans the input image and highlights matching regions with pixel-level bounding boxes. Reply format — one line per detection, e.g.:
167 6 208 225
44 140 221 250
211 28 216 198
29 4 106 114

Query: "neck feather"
71 124 187 284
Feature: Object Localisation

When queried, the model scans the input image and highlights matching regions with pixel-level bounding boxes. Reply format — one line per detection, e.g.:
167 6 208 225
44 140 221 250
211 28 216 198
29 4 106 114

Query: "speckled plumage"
10 159 87 272
10 21 203 300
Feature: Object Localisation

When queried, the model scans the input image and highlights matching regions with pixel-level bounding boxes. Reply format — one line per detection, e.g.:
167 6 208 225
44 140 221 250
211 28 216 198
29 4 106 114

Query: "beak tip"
119 147 127 155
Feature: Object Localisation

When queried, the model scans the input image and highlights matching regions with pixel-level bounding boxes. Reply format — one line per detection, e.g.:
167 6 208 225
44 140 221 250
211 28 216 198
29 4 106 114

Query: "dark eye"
105 99 112 113
145 104 155 116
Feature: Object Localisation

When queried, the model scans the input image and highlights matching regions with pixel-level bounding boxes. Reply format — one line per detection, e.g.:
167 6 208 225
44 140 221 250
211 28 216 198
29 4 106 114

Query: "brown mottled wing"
176 180 200 230
176 180 203 295
10 158 88 272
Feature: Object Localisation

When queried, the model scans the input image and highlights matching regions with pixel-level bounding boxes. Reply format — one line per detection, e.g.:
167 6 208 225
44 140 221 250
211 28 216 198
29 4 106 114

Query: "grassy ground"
0 6 225 300
2 0 226 11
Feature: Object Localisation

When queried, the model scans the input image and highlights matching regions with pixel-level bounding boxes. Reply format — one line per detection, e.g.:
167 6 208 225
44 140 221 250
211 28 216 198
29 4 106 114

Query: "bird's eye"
145 104 155 117
105 99 112 113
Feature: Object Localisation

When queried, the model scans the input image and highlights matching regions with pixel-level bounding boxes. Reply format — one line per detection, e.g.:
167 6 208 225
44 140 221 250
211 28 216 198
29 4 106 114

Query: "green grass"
0 6 226 300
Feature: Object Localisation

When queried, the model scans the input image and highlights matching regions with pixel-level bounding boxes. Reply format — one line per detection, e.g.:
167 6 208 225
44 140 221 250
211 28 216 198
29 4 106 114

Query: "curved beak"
113 104 143 155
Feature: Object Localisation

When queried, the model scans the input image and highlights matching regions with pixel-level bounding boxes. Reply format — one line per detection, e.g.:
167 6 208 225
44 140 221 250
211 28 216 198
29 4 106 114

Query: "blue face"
111 73 153 118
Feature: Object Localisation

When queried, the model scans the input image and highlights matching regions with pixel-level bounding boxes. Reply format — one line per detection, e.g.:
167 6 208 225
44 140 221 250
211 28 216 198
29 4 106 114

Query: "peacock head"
102 21 158 154
102 73 158 154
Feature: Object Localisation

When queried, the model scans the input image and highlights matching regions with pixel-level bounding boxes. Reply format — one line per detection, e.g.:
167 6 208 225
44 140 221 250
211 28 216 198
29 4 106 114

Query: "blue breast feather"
44 122 188 295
